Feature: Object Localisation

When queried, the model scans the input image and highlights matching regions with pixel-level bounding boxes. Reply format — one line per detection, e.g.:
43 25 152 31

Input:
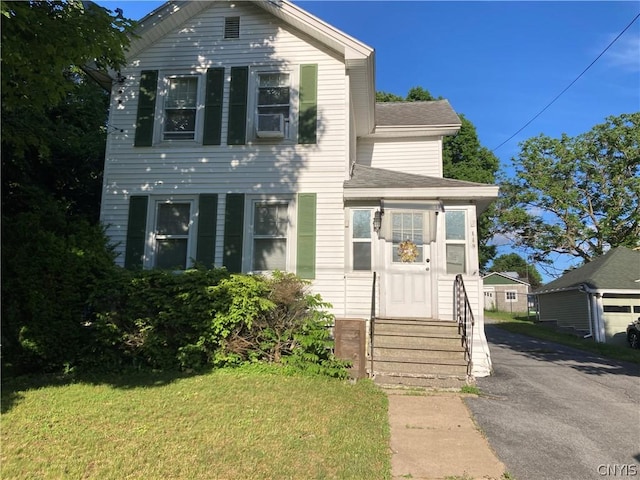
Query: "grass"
485 310 640 364
1 366 391 479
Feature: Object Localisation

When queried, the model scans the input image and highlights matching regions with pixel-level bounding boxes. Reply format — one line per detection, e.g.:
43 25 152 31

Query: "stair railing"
369 271 377 378
454 274 474 376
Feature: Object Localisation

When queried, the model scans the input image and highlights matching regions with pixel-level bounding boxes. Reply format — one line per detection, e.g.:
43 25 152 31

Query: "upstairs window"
164 76 198 140
256 72 290 139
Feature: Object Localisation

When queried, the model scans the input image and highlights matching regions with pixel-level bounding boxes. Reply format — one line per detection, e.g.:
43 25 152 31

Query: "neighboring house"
483 272 530 313
99 1 499 377
533 247 640 345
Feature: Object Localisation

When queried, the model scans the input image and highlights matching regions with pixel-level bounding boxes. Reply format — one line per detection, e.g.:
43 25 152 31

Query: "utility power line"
492 12 640 153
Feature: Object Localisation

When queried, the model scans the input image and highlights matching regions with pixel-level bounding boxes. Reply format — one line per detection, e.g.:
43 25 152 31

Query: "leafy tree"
376 87 500 268
497 112 640 265
1 1 136 374
1 0 135 155
376 91 405 102
489 253 543 289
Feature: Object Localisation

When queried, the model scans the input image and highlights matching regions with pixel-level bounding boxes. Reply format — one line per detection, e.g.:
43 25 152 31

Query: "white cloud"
604 34 640 72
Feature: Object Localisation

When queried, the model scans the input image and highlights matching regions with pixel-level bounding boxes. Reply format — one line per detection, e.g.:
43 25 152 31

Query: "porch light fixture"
373 209 383 233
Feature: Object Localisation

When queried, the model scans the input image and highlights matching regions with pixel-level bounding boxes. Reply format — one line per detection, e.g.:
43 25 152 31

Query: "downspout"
594 293 606 343
579 283 594 340
584 291 593 340
580 283 606 343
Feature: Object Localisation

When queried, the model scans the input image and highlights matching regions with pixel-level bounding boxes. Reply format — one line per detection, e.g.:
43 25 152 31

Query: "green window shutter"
227 67 248 145
124 196 149 269
195 194 218 267
203 68 225 145
298 64 317 144
296 193 317 279
134 70 158 147
223 193 245 273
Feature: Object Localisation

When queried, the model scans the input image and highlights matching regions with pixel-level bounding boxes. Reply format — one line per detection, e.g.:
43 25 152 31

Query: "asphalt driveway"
465 322 640 480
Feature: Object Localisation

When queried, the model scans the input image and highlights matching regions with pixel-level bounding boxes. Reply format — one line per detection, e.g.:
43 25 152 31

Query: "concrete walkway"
387 389 506 480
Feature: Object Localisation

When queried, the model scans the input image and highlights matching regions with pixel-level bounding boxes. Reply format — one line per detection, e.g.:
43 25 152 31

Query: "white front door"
382 211 432 318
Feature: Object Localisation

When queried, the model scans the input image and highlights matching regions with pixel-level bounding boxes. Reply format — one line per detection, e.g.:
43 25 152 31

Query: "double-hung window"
154 201 193 269
252 201 289 271
256 72 290 138
445 210 467 274
351 210 372 271
164 76 198 140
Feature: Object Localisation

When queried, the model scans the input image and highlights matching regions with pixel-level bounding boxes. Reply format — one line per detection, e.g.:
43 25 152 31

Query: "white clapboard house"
99 0 499 383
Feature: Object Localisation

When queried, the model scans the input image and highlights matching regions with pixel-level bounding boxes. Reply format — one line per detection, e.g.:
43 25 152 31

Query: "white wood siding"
356 137 443 177
100 2 350 315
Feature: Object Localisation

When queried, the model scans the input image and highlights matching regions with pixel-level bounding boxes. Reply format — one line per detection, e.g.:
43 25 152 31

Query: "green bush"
1 195 118 374
90 269 348 378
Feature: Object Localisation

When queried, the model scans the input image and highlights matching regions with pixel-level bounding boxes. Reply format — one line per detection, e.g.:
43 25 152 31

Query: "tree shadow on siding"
104 1 338 272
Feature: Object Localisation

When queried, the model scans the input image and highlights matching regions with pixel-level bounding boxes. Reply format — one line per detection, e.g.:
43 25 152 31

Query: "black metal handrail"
369 271 377 378
454 274 474 376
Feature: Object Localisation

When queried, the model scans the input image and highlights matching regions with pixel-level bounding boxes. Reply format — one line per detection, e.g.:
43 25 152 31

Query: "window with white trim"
505 290 517 302
152 200 194 269
445 210 466 274
163 76 199 140
251 201 290 271
391 212 424 263
351 210 372 271
255 72 290 139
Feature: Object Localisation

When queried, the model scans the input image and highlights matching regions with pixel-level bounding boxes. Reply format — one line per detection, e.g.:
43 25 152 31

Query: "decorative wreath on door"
398 240 419 263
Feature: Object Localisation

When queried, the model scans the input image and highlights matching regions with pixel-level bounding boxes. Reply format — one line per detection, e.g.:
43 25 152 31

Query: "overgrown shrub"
90 269 349 378
89 267 231 370
1 194 118 374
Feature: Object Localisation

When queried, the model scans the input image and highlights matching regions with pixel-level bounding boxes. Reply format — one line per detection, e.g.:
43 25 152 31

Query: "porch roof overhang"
344 164 500 214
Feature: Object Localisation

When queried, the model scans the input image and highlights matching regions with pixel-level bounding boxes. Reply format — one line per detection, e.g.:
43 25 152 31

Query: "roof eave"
364 124 461 138
343 186 500 201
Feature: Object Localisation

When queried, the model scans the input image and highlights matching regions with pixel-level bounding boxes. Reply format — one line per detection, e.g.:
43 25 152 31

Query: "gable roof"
483 272 530 287
376 101 461 127
343 164 499 213
126 0 376 135
534 247 640 294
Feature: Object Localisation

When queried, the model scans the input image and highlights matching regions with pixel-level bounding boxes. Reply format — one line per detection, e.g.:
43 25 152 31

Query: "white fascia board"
364 125 461 138
344 186 500 201
261 0 374 59
127 1 375 63
127 1 208 59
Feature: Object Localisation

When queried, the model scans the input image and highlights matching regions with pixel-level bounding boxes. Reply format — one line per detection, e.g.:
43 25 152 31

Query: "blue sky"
98 1 640 281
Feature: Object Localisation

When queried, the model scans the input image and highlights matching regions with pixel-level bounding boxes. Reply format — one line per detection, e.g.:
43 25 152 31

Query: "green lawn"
1 367 391 479
485 310 640 364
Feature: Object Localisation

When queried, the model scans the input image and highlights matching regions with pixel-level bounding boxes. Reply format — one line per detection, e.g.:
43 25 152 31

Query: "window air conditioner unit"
256 113 285 138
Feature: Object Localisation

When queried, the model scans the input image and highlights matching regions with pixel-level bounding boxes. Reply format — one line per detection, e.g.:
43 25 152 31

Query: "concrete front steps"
370 318 470 389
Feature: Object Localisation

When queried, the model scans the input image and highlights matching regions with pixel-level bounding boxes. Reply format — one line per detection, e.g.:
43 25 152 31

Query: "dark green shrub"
1 195 118 374
89 269 348 378
90 267 231 370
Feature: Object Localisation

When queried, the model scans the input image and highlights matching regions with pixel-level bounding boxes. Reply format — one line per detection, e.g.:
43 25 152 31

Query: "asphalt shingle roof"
375 100 461 127
535 247 640 293
344 164 493 189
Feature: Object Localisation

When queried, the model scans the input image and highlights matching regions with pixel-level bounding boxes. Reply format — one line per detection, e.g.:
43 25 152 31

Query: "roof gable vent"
224 16 240 39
